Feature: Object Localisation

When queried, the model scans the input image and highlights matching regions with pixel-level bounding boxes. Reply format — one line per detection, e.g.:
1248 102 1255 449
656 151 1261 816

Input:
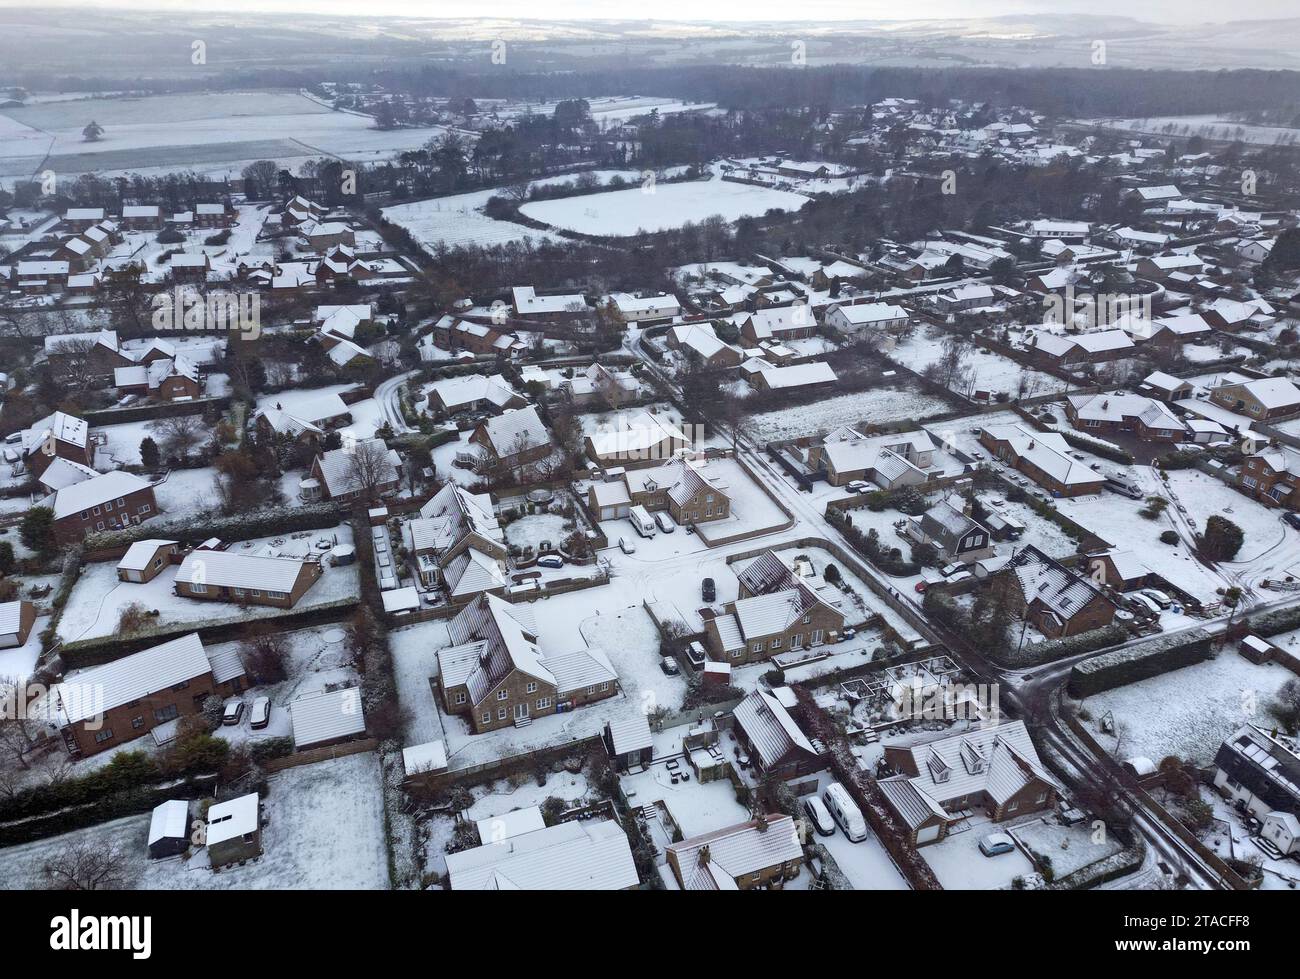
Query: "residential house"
309 438 402 502
665 814 804 890
1238 444 1300 509
704 578 844 666
732 687 824 779
1065 392 1187 442
739 306 816 345
174 549 323 608
585 410 690 465
620 458 731 526
817 428 936 488
427 373 526 416
1209 376 1300 421
512 285 588 320
907 495 994 562
47 470 157 542
43 329 132 378
1028 329 1135 368
20 411 93 478
609 292 681 324
445 817 638 890
437 594 618 734
1213 724 1300 823
744 360 837 393
470 405 551 472
667 323 744 370
53 632 244 757
879 719 1059 844
1003 545 1117 639
407 482 508 596
979 425 1105 497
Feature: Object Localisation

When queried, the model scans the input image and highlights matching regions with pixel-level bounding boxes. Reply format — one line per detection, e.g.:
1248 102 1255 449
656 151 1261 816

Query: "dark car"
701 577 716 602
1285 512 1300 531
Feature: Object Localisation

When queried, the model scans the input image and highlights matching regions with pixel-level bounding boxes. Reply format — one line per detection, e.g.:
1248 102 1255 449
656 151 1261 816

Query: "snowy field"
0 91 450 179
0 752 389 890
746 386 953 443
890 330 1070 400
519 176 810 236
1079 650 1292 766
1090 115 1300 146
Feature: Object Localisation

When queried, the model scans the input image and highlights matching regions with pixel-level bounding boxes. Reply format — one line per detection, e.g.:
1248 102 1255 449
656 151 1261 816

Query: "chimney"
697 844 711 866
755 813 770 833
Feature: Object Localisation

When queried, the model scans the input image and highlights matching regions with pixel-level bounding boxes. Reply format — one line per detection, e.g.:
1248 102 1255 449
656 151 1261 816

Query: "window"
116 498 125 506
526 682 537 694
811 629 823 645
1243 476 1258 489
600 682 609 692
1007 801 1018 812
1036 792 1047 804
586 685 595 695
497 706 507 720
482 712 491 725
96 522 104 531
93 506 101 516
233 588 246 597
802 614 811 624
191 582 206 594
251 590 261 598
497 689 508 701
131 716 144 729
751 641 764 653
706 494 714 503
154 704 178 723
730 649 742 659
139 503 152 514
268 591 286 600
103 500 112 511
790 634 803 649
94 729 114 744
536 697 551 710
454 691 466 705
80 510 88 519
771 638 782 650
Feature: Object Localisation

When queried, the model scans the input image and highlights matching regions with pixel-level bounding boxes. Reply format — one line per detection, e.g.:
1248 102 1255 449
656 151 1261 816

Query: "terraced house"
437 594 618 734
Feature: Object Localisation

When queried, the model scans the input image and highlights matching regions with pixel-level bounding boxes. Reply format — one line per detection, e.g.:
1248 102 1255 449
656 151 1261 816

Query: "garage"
589 481 631 522
916 823 942 845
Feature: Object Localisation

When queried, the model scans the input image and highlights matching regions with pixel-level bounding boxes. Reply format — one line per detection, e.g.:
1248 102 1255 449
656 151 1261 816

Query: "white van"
628 505 656 539
822 782 867 842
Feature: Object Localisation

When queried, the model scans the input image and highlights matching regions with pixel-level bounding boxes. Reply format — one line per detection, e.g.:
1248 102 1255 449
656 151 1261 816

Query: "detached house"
53 633 244 757
470 405 551 471
705 576 844 666
407 482 508 597
732 687 824 780
824 301 911 333
1065 392 1187 442
665 814 804 890
585 410 690 465
1213 724 1300 824
818 428 935 489
879 719 1059 845
426 373 525 416
738 306 817 345
1238 444 1300 509
47 470 157 543
20 411 93 478
174 549 322 608
906 495 994 562
979 424 1105 497
309 438 401 503
1003 545 1116 639
437 594 618 734
1209 376 1300 421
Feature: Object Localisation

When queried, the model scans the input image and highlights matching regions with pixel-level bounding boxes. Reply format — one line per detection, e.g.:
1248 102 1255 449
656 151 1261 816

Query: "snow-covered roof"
205 793 259 847
402 739 448 775
606 710 654 757
666 815 803 890
56 633 211 724
476 806 546 845
289 686 366 749
148 799 189 845
48 470 152 520
445 818 638 890
175 549 310 593
732 688 817 770
0 600 29 637
512 285 587 315
117 539 177 572
477 406 549 457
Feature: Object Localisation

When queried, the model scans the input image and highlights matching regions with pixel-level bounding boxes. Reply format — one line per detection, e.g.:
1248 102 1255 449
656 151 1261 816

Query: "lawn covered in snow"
519 176 810 236
746 386 952 443
0 751 389 890
1078 649 1292 766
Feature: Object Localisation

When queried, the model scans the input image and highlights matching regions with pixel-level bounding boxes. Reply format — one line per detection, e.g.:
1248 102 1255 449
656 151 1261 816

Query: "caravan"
628 505 656 538
822 781 867 842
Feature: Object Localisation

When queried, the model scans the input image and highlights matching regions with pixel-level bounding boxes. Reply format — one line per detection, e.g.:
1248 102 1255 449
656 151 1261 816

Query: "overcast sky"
14 0 1300 24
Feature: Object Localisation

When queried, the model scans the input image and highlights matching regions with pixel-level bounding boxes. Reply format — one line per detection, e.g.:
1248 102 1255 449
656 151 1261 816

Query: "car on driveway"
1285 512 1300 531
222 700 245 726
250 696 271 730
979 832 1016 857
701 577 716 602
803 796 836 837
659 656 680 676
537 554 564 569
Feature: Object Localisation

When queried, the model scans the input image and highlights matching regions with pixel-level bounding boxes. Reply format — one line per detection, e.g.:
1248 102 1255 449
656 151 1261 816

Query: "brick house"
437 594 618 734
116 539 181 583
1064 393 1187 442
20 411 94 479
1002 545 1116 639
620 458 731 526
43 329 132 379
1209 376 1300 421
879 720 1059 843
979 425 1105 497
48 470 158 543
54 632 244 757
1238 445 1300 509
705 580 845 666
470 406 551 472
732 688 824 780
738 306 816 345
174 549 322 608
665 815 804 890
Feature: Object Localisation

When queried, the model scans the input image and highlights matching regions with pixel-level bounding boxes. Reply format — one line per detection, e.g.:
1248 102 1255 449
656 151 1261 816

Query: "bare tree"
42 839 131 890
0 682 45 770
148 413 206 458
345 439 395 502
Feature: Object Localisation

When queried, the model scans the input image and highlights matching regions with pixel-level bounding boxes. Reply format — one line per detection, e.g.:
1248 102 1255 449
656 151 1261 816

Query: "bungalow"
826 300 909 335
1135 254 1204 280
665 814 803 890
609 292 681 324
1027 329 1135 367
979 424 1105 497
618 457 731 527
880 719 1059 844
63 207 106 230
935 283 995 314
53 632 244 757
437 594 618 734
174 549 323 608
1200 298 1275 332
1065 392 1187 441
819 428 935 488
254 392 351 443
427 373 526 416
512 285 588 320
745 360 837 393
1003 545 1116 639
0 600 37 650
47 470 158 542
1209 376 1300 421
445 817 638 890
117 539 180 583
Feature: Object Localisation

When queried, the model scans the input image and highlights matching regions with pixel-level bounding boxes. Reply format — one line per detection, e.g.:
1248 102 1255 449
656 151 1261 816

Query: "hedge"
84 502 345 552
992 622 1129 669
1067 627 1214 698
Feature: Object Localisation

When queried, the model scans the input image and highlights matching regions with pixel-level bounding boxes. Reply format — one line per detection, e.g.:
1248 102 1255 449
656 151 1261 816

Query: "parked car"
701 577 716 602
846 480 870 494
914 580 928 593
250 696 270 730
1285 512 1300 531
803 796 836 837
940 562 966 578
1139 588 1173 609
222 700 245 726
654 511 676 534
618 536 636 555
536 554 565 569
979 832 1016 857
659 656 680 676
1128 593 1162 617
